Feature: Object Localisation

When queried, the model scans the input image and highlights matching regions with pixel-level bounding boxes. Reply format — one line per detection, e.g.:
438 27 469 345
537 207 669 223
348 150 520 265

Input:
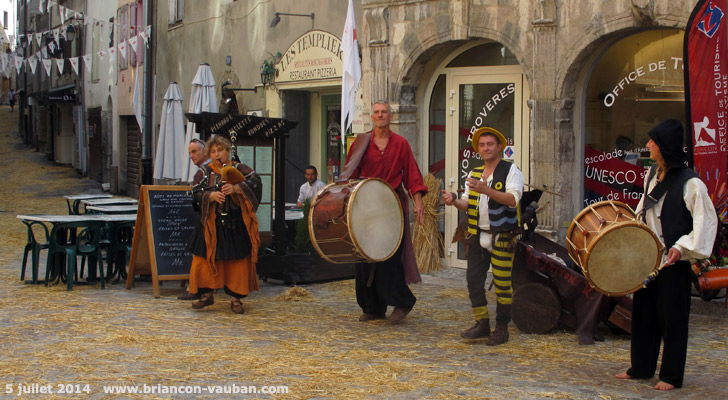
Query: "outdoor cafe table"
63 193 112 215
85 205 139 214
16 214 137 286
80 198 138 214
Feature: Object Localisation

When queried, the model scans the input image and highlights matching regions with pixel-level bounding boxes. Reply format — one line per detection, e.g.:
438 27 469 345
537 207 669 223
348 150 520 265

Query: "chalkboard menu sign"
126 185 195 297
147 188 196 275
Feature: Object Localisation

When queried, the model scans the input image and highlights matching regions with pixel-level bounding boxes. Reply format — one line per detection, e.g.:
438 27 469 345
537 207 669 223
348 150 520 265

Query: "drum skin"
566 200 663 296
308 178 404 264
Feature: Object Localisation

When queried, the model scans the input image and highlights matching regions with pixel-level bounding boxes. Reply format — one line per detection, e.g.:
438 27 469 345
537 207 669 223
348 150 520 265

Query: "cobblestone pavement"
0 105 726 399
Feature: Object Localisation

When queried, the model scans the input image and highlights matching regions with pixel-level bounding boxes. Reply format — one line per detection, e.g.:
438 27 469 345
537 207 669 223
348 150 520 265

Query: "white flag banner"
132 69 144 133
59 6 66 24
118 41 127 59
28 56 38 74
128 36 138 54
53 28 60 43
108 47 116 58
47 0 53 13
35 32 43 47
42 59 52 76
65 8 73 22
75 12 82 20
69 57 79 75
39 0 44 13
55 58 65 75
82 54 92 72
41 47 47 59
14 56 24 73
341 0 362 143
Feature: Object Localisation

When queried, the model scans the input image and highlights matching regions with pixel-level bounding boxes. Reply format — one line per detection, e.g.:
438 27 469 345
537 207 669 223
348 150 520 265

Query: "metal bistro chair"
20 220 50 284
45 220 107 291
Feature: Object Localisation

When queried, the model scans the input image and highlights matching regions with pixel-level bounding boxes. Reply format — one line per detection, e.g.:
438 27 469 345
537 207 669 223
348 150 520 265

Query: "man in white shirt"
297 165 326 207
616 119 717 391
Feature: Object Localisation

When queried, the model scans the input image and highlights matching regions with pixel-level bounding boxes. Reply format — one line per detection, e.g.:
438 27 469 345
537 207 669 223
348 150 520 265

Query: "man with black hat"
616 119 717 390
441 127 523 345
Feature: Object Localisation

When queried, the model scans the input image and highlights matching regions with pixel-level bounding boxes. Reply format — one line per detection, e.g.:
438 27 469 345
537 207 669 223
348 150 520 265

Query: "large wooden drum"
566 200 663 296
308 178 404 264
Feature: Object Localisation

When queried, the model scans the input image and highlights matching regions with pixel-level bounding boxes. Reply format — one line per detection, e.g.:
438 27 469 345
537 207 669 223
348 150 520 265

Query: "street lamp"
269 12 315 29
65 24 76 43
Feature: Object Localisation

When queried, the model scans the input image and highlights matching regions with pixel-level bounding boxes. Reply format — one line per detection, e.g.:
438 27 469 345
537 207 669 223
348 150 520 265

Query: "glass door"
444 73 529 267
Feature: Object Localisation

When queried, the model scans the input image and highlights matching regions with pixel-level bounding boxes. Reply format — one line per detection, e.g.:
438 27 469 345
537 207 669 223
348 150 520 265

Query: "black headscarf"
647 119 687 169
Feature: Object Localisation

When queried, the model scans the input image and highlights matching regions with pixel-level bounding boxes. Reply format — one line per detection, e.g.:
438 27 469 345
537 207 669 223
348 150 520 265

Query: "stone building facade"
352 0 698 266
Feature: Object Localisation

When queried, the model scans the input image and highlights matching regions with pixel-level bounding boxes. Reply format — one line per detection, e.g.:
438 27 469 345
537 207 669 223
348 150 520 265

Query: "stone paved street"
0 105 726 399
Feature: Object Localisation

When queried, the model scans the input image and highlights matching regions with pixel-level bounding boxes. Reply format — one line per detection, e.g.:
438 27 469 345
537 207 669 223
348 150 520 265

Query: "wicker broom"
413 174 444 273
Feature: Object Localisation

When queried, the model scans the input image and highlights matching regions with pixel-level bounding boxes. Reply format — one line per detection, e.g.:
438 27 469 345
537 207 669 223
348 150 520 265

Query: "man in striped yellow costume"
442 127 523 345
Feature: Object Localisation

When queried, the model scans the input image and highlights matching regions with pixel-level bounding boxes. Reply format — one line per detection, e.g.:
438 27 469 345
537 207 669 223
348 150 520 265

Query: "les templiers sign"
277 30 343 83
276 30 364 134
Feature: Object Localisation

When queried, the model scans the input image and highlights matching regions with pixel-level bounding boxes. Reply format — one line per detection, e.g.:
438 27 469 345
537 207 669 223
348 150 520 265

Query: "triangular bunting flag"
41 47 48 59
14 56 24 73
42 59 52 77
28 57 38 74
59 6 65 24
55 58 64 75
53 28 60 43
47 40 57 54
118 41 127 59
108 47 116 56
82 54 92 73
97 50 106 58
128 36 138 54
35 32 42 47
69 57 79 75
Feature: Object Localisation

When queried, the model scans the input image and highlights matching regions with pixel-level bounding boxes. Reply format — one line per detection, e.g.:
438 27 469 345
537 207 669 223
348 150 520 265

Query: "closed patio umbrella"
182 63 218 181
153 82 185 180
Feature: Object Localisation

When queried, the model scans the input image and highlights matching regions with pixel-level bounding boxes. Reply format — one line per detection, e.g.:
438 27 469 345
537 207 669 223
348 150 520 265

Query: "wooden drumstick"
643 262 671 288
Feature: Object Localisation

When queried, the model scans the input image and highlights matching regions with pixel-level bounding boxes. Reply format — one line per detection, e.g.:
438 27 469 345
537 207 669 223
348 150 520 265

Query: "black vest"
655 166 696 249
487 160 519 233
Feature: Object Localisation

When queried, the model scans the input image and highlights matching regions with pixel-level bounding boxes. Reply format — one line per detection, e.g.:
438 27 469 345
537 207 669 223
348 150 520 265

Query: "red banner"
685 0 728 209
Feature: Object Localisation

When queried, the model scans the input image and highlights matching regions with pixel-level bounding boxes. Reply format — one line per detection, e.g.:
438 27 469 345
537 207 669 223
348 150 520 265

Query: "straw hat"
471 127 507 152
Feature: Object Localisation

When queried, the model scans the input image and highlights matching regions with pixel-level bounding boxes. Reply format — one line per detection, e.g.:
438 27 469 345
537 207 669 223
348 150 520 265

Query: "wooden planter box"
257 252 356 284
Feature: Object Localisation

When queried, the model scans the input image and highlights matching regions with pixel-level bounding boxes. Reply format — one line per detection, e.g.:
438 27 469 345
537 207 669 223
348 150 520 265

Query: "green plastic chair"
104 221 135 282
45 221 107 291
20 220 50 284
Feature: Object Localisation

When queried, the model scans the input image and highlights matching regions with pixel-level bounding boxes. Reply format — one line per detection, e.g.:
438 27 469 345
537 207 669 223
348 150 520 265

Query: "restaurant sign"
277 30 343 83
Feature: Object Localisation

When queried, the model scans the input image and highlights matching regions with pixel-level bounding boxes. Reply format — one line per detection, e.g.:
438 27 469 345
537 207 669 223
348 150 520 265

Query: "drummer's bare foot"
654 381 675 391
615 372 632 379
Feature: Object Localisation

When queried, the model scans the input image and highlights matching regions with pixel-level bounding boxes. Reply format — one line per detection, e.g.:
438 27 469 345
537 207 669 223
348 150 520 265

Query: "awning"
46 83 77 103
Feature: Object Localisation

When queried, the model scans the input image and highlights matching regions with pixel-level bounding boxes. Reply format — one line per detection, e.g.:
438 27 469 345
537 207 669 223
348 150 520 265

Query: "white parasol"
182 63 218 181
153 82 185 180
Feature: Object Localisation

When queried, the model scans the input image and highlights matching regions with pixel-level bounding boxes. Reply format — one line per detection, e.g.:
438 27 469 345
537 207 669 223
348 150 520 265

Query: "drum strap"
339 131 372 181
640 166 678 221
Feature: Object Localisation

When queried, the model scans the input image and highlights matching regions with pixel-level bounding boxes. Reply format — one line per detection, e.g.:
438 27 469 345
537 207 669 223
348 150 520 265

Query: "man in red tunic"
343 100 428 323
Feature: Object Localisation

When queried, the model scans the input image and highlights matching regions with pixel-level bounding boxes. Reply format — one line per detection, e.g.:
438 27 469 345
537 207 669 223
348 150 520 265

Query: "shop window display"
584 29 685 208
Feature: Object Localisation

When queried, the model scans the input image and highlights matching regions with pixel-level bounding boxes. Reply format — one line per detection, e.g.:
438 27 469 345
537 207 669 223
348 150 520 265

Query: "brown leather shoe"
461 319 491 339
191 293 214 309
177 292 201 300
487 322 509 346
359 313 386 321
387 306 413 323
230 298 245 314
